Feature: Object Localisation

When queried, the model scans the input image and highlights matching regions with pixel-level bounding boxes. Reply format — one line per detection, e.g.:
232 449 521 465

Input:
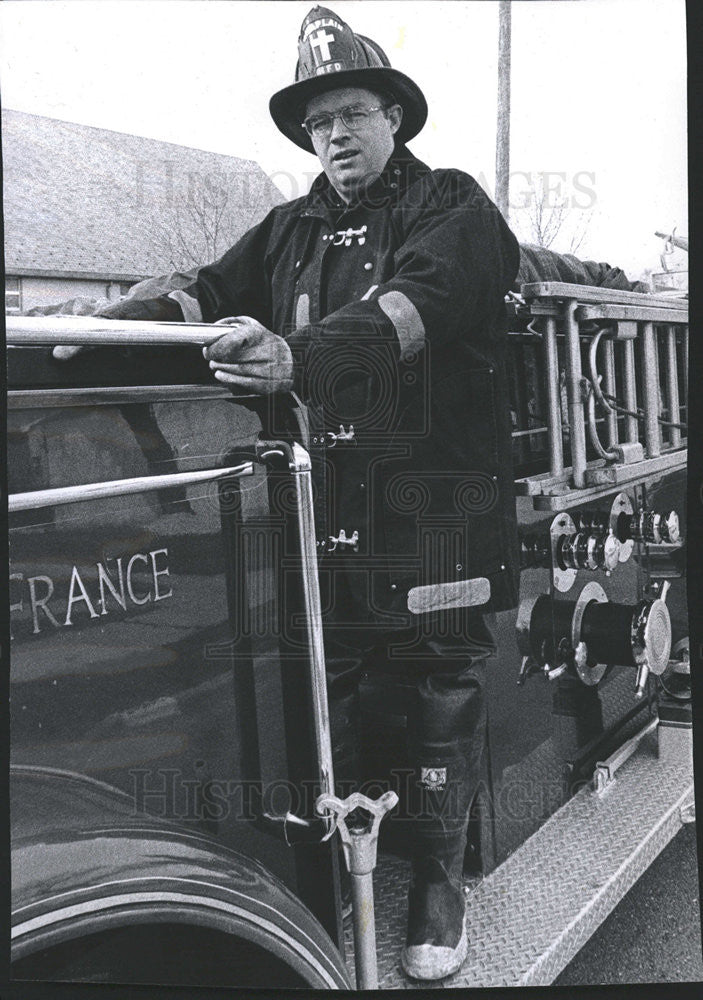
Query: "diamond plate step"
345 723 694 989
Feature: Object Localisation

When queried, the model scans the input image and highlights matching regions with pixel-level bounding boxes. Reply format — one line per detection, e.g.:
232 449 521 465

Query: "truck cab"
8 286 692 988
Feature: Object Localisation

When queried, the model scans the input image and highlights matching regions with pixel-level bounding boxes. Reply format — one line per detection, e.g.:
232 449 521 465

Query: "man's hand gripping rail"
10 314 294 397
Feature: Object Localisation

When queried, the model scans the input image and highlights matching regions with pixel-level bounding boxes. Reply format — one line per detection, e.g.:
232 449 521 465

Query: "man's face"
304 87 402 203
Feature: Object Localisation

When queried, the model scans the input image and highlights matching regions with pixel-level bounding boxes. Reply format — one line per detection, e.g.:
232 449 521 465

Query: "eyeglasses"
301 105 389 139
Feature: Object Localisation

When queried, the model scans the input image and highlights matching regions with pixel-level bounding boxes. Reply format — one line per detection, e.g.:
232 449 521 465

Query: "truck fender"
11 765 350 989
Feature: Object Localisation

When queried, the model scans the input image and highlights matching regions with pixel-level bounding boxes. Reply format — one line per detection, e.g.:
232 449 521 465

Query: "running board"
357 722 694 989
450 722 694 988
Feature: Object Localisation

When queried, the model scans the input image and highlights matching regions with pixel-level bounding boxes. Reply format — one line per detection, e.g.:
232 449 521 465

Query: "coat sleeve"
285 170 520 398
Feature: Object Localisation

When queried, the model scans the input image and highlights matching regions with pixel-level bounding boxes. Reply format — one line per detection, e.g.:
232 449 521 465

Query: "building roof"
2 109 285 280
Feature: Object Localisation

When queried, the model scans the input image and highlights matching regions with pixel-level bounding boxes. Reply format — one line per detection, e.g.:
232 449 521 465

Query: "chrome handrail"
290 442 336 826
6 315 225 346
9 464 254 512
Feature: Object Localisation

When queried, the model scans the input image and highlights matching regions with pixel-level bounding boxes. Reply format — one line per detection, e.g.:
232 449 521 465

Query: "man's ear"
387 103 403 135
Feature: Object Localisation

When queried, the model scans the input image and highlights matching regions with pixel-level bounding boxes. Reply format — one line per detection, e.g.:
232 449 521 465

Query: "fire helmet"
269 6 428 153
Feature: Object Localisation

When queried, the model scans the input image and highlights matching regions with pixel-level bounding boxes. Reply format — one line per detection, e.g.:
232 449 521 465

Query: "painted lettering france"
10 548 173 637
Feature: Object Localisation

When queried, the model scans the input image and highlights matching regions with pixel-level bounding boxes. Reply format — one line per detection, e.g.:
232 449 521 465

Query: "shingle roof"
2 109 285 279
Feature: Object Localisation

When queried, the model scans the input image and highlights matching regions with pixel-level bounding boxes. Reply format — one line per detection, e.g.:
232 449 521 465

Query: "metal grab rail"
513 283 688 507
6 315 226 347
8 464 254 512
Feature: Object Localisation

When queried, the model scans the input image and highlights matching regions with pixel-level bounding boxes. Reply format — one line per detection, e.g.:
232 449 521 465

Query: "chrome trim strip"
12 885 340 987
289 443 336 824
8 385 235 409
7 316 225 346
9 464 253 512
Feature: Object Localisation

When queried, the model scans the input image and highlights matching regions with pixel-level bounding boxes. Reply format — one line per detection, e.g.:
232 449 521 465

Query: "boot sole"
400 907 468 981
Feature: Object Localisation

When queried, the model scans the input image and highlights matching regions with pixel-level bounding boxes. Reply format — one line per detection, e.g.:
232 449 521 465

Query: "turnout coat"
116 146 521 620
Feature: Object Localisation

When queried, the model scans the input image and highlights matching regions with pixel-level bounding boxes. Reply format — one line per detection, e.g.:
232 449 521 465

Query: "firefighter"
80 6 521 980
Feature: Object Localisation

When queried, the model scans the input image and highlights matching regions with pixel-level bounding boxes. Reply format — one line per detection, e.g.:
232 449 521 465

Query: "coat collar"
299 145 431 220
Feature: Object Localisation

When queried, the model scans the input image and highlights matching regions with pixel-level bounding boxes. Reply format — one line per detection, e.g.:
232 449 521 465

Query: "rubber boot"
400 660 485 980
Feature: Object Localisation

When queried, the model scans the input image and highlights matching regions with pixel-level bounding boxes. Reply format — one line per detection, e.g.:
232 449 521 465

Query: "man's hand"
204 317 294 395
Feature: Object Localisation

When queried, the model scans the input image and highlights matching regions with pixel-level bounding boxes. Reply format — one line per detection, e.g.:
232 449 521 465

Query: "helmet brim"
269 67 428 153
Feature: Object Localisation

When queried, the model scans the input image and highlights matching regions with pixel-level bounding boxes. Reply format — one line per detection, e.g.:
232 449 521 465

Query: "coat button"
390 583 397 591
364 262 373 271
359 482 366 490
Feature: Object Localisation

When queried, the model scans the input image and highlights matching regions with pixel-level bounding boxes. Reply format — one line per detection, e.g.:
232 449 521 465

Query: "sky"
0 0 688 277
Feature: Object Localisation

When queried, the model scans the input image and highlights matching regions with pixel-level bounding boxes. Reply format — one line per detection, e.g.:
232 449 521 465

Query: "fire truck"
7 279 692 989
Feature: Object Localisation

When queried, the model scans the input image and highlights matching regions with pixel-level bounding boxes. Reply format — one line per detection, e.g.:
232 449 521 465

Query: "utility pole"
495 0 512 222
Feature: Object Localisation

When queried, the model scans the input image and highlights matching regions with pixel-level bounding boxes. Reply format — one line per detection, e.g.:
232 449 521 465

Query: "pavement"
555 822 703 986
